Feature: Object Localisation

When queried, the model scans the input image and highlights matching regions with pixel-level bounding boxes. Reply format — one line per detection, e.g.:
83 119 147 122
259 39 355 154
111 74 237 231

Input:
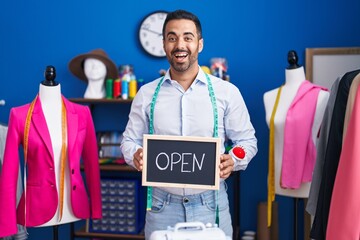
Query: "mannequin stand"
53 225 58 240
294 198 298 240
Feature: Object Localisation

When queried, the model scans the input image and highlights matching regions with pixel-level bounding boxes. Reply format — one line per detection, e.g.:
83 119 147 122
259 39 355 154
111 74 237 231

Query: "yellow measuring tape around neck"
267 85 283 227
24 95 67 222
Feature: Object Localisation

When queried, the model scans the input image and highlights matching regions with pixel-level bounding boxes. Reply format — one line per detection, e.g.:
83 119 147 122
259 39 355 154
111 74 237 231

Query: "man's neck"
170 65 199 91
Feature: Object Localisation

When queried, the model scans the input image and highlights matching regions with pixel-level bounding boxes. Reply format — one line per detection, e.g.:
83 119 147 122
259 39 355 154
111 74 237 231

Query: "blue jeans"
144 181 233 239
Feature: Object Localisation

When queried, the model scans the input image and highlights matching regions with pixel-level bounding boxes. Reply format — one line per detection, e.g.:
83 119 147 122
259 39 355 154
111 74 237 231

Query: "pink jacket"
0 96 102 237
281 81 326 189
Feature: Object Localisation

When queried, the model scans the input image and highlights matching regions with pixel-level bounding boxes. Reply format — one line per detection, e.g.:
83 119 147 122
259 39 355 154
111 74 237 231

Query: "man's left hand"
219 154 234 179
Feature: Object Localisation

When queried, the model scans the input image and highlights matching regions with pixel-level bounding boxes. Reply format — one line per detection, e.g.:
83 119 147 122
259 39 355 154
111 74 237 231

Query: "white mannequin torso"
83 58 107 99
263 67 329 198
38 83 80 226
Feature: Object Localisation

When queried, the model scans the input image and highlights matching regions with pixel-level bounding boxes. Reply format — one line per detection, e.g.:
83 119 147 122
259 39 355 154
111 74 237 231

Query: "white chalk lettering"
155 152 169 170
154 152 206 172
171 152 181 171
181 153 192 172
193 153 205 171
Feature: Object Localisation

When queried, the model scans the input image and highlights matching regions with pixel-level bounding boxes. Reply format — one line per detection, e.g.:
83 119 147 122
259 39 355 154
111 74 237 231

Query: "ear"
198 38 204 53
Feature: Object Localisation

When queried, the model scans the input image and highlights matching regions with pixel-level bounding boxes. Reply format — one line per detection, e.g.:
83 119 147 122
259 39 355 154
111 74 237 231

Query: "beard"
168 50 198 73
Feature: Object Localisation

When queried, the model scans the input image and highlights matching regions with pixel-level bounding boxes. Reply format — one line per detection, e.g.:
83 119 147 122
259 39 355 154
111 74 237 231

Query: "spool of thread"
129 79 137 99
106 78 113 99
113 78 121 98
121 78 128 100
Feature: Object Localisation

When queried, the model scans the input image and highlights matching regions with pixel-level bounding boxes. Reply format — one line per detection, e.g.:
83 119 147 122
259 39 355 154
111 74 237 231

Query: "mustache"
172 49 189 55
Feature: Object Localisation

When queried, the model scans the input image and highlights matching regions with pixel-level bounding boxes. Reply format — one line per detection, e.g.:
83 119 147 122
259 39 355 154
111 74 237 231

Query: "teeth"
175 53 187 57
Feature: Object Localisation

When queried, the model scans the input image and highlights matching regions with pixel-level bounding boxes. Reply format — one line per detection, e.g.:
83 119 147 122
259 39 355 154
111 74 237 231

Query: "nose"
175 38 186 49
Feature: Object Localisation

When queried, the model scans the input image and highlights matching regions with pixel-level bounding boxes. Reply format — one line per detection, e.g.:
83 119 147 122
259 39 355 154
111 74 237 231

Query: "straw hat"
68 49 118 82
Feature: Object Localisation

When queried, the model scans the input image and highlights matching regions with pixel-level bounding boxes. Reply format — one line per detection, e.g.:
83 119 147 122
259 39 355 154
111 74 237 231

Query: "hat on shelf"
68 49 118 82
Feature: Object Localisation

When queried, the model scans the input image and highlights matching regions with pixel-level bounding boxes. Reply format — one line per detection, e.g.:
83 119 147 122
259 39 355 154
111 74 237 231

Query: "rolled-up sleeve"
120 89 149 168
224 86 258 171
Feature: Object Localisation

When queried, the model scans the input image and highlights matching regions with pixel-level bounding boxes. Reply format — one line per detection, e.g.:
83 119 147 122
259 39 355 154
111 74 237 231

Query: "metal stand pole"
53 225 58 240
294 198 298 240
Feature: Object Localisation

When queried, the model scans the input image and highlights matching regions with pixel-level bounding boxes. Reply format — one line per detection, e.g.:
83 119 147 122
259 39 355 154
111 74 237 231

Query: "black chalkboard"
142 134 221 190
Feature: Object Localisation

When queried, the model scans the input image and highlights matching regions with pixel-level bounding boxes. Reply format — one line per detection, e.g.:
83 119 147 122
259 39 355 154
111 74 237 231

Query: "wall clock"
139 11 168 57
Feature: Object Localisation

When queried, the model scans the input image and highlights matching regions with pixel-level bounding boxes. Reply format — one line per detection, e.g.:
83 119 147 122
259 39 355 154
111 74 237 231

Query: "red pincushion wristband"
232 146 246 159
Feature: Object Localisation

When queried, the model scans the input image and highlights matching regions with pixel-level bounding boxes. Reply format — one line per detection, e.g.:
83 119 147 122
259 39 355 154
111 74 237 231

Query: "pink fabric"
327 87 360 239
281 81 326 189
0 96 102 237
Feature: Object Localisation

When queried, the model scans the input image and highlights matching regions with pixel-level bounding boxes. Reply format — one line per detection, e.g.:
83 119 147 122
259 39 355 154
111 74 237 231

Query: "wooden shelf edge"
81 164 138 172
99 164 138 171
74 226 145 239
69 98 132 104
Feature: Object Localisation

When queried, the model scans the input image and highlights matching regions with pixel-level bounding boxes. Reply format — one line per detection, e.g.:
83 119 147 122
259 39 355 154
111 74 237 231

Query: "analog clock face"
139 11 168 57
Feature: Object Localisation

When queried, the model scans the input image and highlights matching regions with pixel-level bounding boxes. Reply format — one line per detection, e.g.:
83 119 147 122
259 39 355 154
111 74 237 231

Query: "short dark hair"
162 9 202 39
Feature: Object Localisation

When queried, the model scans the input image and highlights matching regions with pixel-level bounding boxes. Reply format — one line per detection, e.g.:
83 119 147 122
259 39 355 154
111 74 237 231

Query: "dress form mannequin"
38 66 80 226
83 58 107 99
263 51 329 198
0 66 102 238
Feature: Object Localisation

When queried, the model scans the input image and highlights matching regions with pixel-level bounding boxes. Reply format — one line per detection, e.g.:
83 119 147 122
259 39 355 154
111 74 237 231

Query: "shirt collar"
163 65 208 85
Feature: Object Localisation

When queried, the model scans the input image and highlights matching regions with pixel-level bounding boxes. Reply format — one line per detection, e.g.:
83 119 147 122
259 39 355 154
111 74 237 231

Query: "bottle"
113 78 121 98
137 78 144 90
129 79 137 99
105 78 113 99
121 76 129 100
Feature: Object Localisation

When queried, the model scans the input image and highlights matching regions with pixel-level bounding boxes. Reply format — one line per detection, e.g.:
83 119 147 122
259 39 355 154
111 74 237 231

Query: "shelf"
69 98 132 104
81 164 137 172
70 97 144 240
74 226 145 239
98 143 121 146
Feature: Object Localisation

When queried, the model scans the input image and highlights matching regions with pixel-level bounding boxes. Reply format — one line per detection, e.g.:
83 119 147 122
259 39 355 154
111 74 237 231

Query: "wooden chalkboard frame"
142 134 221 190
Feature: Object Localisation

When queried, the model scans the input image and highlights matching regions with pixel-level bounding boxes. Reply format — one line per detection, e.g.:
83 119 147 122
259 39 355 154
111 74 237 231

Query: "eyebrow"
166 31 195 37
184 32 195 37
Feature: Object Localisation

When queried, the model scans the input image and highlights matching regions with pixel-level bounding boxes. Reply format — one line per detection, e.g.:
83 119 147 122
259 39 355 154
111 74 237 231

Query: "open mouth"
174 52 188 61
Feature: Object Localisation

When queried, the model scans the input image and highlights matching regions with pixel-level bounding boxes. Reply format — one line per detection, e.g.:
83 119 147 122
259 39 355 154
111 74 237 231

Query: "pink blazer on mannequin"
0 96 102 237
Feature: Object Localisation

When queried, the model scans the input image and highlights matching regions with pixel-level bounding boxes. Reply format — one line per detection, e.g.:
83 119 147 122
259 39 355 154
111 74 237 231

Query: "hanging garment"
0 124 6 172
342 73 360 141
310 69 360 240
306 76 341 216
281 81 327 189
0 125 27 240
0 96 102 238
326 72 360 239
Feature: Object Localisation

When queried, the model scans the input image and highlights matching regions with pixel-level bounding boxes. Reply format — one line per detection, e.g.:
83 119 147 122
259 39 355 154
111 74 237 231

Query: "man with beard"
120 9 257 239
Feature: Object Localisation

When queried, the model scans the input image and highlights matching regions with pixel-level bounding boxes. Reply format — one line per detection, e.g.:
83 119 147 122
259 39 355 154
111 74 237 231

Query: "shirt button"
183 197 189 203
51 184 55 187
49 167 53 171
71 169 75 174
73 186 76 191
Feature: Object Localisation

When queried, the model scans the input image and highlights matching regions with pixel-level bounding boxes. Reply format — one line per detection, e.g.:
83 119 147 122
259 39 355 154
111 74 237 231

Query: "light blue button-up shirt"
120 67 257 195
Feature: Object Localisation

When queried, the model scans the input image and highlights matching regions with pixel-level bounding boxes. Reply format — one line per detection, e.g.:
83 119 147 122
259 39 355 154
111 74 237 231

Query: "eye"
184 36 193 42
167 36 176 42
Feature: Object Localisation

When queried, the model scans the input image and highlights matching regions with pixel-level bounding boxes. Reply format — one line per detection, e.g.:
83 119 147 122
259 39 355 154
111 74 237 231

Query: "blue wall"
1 1 360 239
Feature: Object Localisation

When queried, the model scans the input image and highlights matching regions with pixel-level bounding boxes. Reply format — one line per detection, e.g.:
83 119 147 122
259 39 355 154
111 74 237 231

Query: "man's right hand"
133 148 143 171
